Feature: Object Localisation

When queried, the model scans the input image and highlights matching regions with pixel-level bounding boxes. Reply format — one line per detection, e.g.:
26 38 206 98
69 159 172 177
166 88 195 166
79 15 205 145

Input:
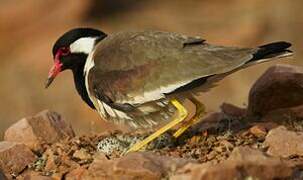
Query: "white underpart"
70 37 97 54
83 46 131 120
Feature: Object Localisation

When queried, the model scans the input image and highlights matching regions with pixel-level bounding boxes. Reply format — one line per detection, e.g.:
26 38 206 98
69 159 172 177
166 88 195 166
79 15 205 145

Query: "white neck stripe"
70 37 97 54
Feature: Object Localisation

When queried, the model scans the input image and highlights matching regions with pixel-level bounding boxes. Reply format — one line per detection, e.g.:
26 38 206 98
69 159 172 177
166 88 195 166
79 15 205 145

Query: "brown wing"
88 30 256 105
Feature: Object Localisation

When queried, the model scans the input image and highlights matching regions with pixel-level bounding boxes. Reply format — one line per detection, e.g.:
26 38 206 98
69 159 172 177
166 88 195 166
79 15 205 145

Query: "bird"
45 28 292 153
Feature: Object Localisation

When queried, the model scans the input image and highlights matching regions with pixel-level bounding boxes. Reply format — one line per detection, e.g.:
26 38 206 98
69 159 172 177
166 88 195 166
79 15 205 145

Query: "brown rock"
249 122 279 138
265 126 303 157
17 170 52 180
113 153 163 179
248 64 303 116
171 162 239 180
65 167 89 180
172 146 293 180
0 169 8 180
220 103 246 117
43 149 58 172
82 152 193 180
261 104 303 123
4 110 75 151
0 141 36 175
193 112 225 133
249 125 267 137
72 148 92 160
220 140 234 151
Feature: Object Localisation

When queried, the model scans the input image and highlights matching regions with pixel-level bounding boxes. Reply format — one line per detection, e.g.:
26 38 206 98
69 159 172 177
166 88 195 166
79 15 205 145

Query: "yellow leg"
124 99 188 154
173 96 206 138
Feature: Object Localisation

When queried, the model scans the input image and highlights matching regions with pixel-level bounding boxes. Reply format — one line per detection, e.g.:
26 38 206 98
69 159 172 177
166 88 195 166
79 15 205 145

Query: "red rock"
0 141 36 175
220 103 246 117
81 152 193 180
248 64 303 116
265 126 303 157
172 146 293 180
4 110 75 152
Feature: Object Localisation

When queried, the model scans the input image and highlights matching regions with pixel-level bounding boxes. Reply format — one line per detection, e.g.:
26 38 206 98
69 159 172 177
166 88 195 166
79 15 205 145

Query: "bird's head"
45 28 107 88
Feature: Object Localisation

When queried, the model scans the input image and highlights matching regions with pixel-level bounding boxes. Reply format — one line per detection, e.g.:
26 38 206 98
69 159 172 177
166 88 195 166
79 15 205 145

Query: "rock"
249 125 267 137
193 112 225 133
43 149 59 172
172 146 294 180
65 167 89 180
42 147 79 176
0 141 36 176
81 152 193 180
73 148 92 160
4 110 75 152
219 140 234 151
220 103 246 117
249 122 279 138
0 169 8 180
17 170 52 180
261 105 303 123
227 146 293 178
113 153 163 179
248 64 303 116
265 126 303 157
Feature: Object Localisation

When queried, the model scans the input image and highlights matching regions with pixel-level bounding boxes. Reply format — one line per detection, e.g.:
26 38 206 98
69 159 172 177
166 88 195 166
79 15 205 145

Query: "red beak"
45 59 63 88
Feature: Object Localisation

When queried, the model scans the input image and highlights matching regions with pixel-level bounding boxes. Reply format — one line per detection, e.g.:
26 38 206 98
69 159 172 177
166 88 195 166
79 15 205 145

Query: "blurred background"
0 0 301 138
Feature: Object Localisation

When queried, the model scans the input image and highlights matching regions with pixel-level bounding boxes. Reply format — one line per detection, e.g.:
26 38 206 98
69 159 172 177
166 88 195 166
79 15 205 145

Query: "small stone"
249 125 267 137
206 151 217 160
73 148 92 160
4 110 75 152
44 149 58 172
248 64 303 116
265 126 303 157
220 140 234 151
0 141 36 175
214 146 224 153
188 136 201 145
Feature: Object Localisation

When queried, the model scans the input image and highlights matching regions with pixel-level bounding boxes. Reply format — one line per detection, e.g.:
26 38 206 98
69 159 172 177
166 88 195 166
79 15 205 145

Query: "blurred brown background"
0 0 301 138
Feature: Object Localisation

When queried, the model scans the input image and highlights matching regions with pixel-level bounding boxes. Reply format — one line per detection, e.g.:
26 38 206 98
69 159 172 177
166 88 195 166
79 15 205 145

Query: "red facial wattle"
45 50 64 88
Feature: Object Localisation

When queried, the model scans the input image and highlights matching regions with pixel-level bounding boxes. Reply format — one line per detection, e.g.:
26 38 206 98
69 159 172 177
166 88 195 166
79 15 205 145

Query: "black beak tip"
45 77 54 89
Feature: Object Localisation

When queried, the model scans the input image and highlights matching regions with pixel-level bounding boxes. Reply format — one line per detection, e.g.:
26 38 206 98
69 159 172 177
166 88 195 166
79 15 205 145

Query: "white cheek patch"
70 37 97 54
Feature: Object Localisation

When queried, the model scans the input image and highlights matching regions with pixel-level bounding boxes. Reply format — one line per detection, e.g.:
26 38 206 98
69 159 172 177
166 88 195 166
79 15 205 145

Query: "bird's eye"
60 47 70 56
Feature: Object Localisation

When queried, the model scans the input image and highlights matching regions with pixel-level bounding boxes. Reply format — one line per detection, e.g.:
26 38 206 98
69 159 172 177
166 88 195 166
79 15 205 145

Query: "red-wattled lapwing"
45 28 292 153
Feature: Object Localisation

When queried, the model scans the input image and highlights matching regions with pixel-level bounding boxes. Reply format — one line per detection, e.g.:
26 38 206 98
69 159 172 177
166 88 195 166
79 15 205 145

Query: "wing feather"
89 30 256 105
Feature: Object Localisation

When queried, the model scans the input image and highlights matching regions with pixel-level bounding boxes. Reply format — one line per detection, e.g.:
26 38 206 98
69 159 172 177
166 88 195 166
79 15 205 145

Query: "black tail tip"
259 41 292 50
252 41 292 61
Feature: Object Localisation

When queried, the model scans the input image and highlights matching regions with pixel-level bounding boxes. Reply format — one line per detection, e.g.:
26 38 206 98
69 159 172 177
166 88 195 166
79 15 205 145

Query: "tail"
247 41 293 65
